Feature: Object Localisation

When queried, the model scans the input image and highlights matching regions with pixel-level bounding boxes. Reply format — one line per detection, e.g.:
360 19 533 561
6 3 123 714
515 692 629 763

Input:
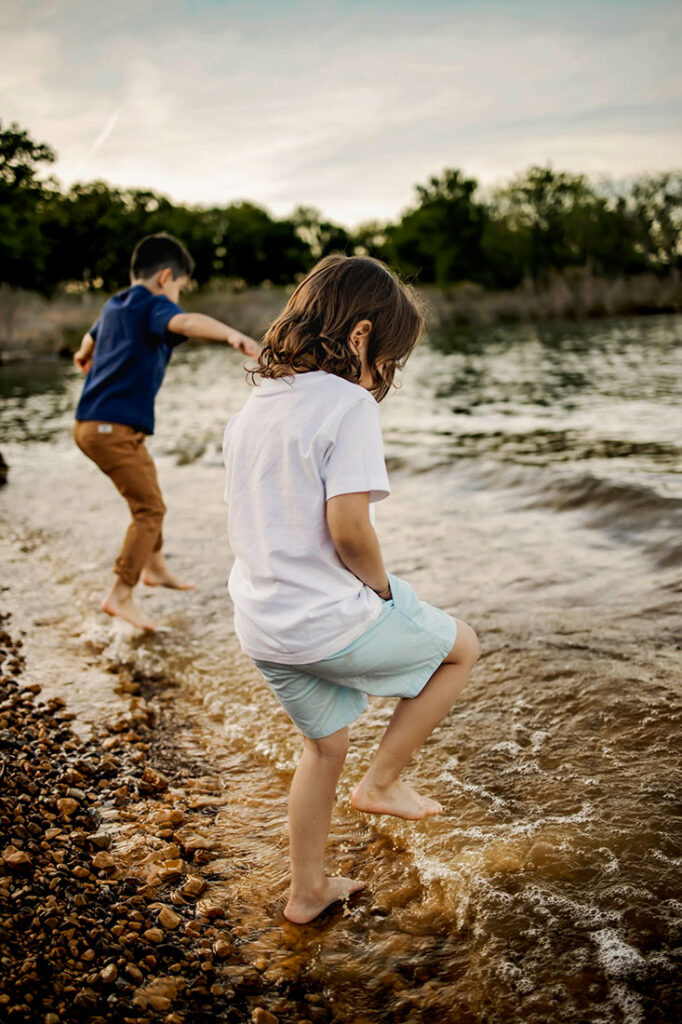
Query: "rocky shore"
0 623 308 1024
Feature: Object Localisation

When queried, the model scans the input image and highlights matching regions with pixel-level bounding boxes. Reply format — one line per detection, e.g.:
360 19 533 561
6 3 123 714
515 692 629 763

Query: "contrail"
73 104 125 178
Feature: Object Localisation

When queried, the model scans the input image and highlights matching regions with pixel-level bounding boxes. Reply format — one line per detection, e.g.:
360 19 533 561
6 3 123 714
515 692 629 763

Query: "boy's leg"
286 727 364 924
351 619 479 820
141 548 196 590
74 422 168 630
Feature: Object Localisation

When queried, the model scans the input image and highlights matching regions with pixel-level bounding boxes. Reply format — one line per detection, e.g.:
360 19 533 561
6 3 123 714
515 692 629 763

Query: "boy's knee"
137 497 166 523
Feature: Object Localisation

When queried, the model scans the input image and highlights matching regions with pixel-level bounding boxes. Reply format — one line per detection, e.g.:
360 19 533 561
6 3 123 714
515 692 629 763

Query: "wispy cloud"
71 103 125 178
1 0 680 224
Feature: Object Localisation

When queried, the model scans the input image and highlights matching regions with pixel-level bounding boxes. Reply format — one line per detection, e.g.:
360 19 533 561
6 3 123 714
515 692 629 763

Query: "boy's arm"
326 492 392 599
167 312 260 358
73 332 95 374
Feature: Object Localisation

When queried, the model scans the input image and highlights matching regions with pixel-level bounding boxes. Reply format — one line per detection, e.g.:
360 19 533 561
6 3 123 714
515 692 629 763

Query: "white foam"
592 928 646 979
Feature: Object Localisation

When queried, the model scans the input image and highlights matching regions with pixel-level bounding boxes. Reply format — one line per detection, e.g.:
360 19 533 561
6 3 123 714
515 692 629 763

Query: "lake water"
1 315 681 1023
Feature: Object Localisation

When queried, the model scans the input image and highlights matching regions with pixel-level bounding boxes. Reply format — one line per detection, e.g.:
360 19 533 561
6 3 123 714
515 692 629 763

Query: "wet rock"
100 963 117 983
153 807 185 827
179 875 206 899
196 898 224 919
56 797 78 818
158 907 182 930
138 767 169 794
1 844 32 871
252 1007 279 1024
92 851 116 871
213 938 233 959
175 831 214 855
143 927 164 943
73 987 98 1010
89 831 112 850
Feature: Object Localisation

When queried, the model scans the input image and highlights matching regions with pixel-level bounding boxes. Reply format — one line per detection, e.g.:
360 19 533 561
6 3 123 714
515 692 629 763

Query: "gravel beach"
0 621 311 1024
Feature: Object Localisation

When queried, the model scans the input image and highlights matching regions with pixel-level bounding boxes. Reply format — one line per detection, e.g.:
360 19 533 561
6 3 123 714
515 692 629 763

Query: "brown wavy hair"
249 254 424 401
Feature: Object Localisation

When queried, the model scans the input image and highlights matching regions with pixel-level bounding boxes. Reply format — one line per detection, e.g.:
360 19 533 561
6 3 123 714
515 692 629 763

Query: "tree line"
1 119 680 295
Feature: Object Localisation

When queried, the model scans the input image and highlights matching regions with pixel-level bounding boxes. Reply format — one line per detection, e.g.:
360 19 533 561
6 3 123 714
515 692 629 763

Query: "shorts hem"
301 701 368 740
401 622 457 700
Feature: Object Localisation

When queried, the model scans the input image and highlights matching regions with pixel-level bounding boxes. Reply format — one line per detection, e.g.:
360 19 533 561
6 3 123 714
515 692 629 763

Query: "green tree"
0 121 56 290
292 206 352 263
630 172 682 272
491 165 643 280
384 169 486 285
351 221 389 261
210 202 310 285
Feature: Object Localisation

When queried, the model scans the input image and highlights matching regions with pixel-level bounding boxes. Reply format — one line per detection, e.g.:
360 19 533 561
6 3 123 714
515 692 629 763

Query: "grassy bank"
1 273 680 362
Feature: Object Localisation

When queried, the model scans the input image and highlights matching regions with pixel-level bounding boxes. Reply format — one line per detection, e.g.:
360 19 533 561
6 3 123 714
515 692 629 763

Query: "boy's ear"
157 267 174 288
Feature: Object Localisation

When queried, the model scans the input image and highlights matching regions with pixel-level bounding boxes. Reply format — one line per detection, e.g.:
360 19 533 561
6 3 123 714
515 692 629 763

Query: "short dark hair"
250 254 424 401
130 233 194 281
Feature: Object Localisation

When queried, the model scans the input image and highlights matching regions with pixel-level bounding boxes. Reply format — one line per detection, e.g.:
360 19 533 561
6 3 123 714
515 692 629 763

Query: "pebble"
1 845 32 871
92 851 116 870
179 875 206 898
139 766 169 793
158 907 182 930
56 797 78 818
90 830 112 849
213 938 233 959
176 832 214 853
100 963 117 983
252 1008 279 1024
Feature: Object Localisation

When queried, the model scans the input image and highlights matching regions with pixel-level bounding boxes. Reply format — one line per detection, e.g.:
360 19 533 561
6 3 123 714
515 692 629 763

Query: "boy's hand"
228 329 261 358
73 350 92 374
74 331 95 373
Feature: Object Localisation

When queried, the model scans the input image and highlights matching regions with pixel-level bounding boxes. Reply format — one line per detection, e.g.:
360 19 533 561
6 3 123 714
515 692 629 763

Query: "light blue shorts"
253 573 457 739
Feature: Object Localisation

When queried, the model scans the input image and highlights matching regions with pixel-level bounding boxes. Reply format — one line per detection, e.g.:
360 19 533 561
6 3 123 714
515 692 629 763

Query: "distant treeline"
1 119 681 294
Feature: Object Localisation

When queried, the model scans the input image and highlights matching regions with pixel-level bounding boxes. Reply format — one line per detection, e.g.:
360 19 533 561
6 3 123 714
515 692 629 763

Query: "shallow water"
1 315 681 1022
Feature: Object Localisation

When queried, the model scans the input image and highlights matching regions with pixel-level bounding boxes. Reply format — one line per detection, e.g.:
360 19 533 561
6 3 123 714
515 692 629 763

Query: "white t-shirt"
223 371 390 663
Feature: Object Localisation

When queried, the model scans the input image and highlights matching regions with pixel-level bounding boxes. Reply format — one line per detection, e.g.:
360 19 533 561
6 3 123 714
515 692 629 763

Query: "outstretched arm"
73 332 95 374
167 312 260 358
326 491 392 599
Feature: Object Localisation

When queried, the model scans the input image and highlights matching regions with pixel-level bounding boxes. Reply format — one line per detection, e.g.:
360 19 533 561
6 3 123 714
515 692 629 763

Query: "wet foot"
284 876 365 924
140 567 196 590
100 594 156 632
350 778 443 820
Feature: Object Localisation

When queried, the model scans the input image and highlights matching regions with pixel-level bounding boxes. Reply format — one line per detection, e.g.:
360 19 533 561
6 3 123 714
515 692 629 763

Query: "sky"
2 0 681 226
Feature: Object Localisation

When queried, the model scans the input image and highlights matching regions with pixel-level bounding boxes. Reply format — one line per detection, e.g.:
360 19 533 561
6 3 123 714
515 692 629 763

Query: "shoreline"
0 622 313 1024
0 273 680 363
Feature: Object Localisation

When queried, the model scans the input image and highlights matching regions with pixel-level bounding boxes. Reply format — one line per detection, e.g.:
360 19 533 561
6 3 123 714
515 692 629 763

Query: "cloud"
1 0 680 224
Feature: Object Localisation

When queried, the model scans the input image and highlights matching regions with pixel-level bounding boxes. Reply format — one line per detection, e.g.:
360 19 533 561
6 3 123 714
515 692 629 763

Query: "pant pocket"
386 573 421 619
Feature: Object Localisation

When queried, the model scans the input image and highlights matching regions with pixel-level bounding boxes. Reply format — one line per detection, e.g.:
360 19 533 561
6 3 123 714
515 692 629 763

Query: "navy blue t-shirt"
75 284 186 435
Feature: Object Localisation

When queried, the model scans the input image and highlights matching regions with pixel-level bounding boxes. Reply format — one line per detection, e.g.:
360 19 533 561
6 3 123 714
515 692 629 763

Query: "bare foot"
284 876 365 924
140 567 196 590
350 778 443 820
101 593 156 632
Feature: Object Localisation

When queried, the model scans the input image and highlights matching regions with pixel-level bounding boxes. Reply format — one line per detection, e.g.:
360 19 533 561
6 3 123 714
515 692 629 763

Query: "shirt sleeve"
148 295 186 347
89 320 99 341
322 397 390 503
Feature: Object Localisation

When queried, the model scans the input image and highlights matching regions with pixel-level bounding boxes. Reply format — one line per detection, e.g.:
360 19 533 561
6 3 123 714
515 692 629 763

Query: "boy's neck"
131 276 162 295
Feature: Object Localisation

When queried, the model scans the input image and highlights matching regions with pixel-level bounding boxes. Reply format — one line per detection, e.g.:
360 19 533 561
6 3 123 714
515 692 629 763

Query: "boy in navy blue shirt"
73 232 259 632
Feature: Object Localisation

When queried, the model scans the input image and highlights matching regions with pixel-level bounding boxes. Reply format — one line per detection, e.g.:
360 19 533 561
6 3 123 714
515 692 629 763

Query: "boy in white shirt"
224 255 479 923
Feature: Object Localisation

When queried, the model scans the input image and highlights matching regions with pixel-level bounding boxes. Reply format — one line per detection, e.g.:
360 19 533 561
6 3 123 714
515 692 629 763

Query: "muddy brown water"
1 315 681 1022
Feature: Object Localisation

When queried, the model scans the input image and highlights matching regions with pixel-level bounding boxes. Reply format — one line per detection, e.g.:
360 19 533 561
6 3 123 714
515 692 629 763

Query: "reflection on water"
1 315 681 1022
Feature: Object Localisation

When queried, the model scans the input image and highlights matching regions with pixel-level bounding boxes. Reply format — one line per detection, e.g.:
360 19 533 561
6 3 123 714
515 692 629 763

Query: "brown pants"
73 421 166 588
